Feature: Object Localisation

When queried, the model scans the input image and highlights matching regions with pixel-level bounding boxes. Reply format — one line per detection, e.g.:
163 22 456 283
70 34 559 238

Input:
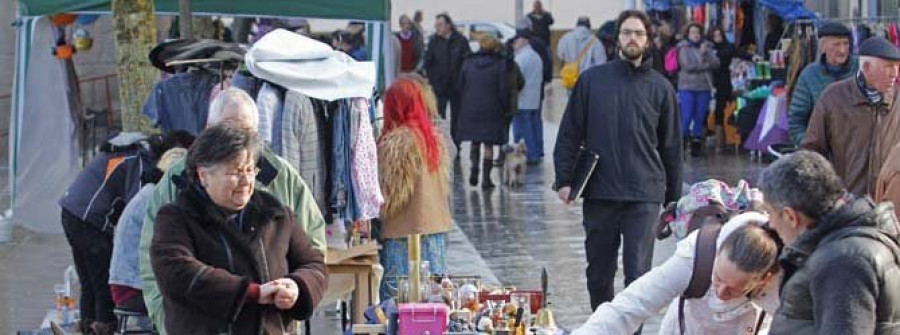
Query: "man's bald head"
207 88 259 133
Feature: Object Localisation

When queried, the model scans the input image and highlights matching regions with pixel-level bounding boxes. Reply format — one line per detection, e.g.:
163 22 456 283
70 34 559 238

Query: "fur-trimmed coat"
377 126 452 239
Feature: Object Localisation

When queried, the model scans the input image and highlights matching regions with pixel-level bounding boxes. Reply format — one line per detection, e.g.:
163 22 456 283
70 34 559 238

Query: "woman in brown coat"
377 78 453 300
150 126 326 334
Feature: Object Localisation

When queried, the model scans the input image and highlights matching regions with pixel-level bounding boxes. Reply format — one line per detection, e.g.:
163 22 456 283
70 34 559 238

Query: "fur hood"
377 126 450 224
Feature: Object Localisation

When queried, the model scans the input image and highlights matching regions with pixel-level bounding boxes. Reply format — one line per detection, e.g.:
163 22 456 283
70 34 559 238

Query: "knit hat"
818 22 852 39
859 36 900 61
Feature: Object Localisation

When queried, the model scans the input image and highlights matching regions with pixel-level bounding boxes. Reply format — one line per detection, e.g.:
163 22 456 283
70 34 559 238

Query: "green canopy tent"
18 0 390 20
10 0 393 233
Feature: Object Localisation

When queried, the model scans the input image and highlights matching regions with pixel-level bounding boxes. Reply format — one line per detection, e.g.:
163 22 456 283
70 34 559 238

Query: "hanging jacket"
143 71 219 135
280 90 329 216
350 98 384 221
771 197 900 334
787 55 860 145
801 79 900 197
256 82 284 147
331 100 360 222
151 184 327 335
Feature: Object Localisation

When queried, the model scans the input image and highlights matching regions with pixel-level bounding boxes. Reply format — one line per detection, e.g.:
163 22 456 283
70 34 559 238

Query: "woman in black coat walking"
457 37 512 188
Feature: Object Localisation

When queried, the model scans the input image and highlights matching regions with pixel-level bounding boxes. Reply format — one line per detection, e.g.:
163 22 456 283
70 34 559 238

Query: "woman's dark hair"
683 23 705 38
708 25 725 40
148 130 195 162
615 10 655 43
185 125 259 182
719 223 782 275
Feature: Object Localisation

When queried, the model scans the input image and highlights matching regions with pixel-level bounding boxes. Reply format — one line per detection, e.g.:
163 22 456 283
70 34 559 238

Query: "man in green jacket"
139 88 327 333
788 23 859 145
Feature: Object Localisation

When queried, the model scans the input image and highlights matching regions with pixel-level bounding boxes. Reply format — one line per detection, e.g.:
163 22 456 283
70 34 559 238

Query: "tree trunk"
179 0 193 39
112 0 157 133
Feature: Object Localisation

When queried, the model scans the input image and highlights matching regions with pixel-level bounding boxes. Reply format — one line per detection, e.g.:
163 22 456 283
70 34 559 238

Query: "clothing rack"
792 15 900 25
165 58 236 89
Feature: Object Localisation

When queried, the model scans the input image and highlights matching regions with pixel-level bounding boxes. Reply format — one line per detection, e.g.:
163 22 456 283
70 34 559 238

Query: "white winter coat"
572 212 781 335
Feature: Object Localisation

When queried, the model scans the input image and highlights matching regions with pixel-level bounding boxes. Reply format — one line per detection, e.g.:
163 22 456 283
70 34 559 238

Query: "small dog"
503 140 528 188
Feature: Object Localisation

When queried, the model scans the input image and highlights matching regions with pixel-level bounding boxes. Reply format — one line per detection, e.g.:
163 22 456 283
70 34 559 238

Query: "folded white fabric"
246 29 376 101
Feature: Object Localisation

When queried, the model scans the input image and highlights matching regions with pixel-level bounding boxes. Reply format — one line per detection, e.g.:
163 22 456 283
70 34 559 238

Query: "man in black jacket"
758 151 900 334
553 10 682 312
424 13 471 149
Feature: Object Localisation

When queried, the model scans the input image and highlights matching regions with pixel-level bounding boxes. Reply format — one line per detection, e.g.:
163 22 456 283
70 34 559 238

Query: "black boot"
690 138 703 157
481 159 495 189
469 145 481 186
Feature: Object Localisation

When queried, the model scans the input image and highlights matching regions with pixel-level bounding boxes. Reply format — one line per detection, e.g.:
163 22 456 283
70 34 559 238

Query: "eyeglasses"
619 29 648 38
224 166 260 181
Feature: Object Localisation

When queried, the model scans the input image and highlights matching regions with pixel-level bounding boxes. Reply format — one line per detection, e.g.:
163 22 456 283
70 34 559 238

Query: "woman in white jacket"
572 212 782 335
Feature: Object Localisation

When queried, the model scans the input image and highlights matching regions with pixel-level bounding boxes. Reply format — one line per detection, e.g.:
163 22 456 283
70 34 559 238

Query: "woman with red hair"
377 78 453 300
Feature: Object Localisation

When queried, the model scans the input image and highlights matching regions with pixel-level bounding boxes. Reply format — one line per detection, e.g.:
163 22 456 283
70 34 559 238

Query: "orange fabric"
105 157 124 180
707 100 741 145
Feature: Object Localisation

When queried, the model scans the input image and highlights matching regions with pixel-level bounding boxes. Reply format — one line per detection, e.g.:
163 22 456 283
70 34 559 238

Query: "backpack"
664 46 680 75
657 179 757 241
561 38 597 90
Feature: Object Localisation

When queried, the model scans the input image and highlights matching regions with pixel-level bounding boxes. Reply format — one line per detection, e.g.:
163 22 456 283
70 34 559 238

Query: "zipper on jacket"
257 237 288 334
869 105 880 195
219 233 236 273
187 265 209 295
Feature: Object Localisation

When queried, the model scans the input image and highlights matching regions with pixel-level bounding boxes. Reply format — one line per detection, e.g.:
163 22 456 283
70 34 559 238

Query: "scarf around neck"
856 71 884 105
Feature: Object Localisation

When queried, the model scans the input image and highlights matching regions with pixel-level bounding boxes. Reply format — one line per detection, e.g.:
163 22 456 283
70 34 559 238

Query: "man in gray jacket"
557 17 607 78
759 151 900 334
787 23 858 145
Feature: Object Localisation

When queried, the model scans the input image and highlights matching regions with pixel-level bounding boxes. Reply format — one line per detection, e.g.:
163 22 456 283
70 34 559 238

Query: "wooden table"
326 242 379 324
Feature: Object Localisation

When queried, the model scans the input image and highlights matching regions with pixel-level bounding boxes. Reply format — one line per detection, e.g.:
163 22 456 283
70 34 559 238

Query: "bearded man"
552 10 683 322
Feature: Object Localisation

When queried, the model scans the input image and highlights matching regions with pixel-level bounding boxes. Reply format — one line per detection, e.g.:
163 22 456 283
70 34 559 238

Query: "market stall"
9 0 394 234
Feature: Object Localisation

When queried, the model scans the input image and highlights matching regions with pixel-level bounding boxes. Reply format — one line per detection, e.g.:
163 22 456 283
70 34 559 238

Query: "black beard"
621 46 645 60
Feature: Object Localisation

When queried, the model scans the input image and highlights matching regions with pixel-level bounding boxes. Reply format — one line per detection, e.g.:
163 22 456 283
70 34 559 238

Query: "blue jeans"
678 90 712 138
512 109 542 161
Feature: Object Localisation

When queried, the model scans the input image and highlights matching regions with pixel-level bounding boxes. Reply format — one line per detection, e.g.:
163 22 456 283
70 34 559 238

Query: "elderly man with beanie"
557 17 607 79
802 36 900 198
788 23 859 145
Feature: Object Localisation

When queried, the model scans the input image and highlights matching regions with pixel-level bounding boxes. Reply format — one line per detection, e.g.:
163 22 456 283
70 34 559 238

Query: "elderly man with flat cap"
802 36 900 198
788 23 859 145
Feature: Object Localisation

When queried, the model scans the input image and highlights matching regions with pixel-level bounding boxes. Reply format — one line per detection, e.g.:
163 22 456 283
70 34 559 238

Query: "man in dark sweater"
553 10 683 313
759 151 900 334
424 13 471 149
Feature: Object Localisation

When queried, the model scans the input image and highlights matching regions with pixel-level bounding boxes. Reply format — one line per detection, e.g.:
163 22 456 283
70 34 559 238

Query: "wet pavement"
0 81 770 334
446 82 768 333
